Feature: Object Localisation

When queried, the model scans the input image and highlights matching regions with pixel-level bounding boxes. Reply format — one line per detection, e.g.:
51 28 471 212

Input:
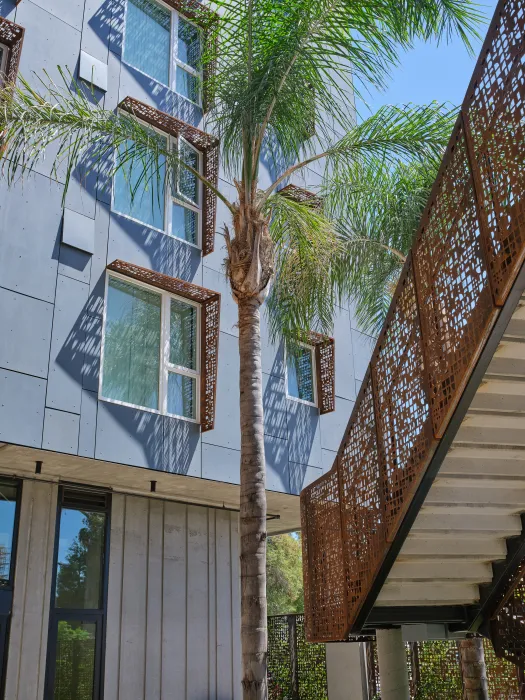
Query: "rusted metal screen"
300 0 525 642
366 639 520 698
0 15 24 85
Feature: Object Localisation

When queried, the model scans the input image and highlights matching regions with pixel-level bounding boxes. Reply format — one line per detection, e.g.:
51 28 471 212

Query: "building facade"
0 0 373 698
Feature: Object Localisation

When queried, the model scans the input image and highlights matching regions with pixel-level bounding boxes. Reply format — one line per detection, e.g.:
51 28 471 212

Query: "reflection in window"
113 135 167 230
287 344 316 404
53 620 96 700
0 481 17 585
101 275 201 420
101 277 162 411
55 509 106 609
123 0 170 85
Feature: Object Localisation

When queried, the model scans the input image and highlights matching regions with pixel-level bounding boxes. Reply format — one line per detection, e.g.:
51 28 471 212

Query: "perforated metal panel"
0 16 24 85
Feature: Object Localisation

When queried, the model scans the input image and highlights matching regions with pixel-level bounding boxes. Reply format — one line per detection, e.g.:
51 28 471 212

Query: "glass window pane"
0 482 17 586
178 17 201 70
171 202 198 244
55 508 106 609
170 299 197 369
102 277 161 411
124 0 170 84
287 346 315 403
178 141 199 204
176 65 199 103
114 137 166 230
167 372 196 419
53 620 96 700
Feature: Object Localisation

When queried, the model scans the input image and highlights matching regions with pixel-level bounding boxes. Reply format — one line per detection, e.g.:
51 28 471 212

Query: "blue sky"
355 0 499 116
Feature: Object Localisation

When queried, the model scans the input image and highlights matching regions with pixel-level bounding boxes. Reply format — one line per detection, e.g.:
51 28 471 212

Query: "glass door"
45 487 110 700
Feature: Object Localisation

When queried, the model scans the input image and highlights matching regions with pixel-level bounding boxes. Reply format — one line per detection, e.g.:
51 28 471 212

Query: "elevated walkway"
300 0 525 669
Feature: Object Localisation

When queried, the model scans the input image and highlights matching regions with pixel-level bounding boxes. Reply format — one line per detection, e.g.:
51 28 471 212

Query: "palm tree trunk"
238 295 268 700
459 638 489 700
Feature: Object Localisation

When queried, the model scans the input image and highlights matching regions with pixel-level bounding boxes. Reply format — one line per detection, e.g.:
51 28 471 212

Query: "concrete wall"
4 480 58 700
104 494 241 700
0 0 375 496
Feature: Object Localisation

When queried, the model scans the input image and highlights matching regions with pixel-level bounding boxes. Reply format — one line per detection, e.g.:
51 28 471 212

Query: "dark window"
0 478 21 698
45 488 110 700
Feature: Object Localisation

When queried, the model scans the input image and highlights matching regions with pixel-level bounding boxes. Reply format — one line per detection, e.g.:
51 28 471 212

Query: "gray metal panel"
62 208 96 255
0 288 53 379
0 369 46 448
289 462 322 496
202 332 239 450
265 434 290 493
0 1 17 19
64 169 97 220
42 408 80 455
262 372 288 440
16 2 80 100
79 50 108 91
351 330 375 382
95 400 164 469
202 443 239 485
261 311 285 378
82 313 101 393
321 448 337 473
107 214 202 283
58 244 92 285
46 274 89 414
286 400 322 468
81 0 111 63
0 174 61 303
87 202 110 317
163 417 202 477
78 389 98 458
320 396 354 452
28 0 84 31
202 266 237 337
203 231 227 273
333 305 356 401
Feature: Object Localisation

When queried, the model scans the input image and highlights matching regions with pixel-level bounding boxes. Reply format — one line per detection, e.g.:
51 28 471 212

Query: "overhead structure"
300 0 525 663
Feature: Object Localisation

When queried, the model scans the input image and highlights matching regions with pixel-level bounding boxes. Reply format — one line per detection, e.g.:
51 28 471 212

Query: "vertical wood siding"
4 480 58 700
104 495 241 700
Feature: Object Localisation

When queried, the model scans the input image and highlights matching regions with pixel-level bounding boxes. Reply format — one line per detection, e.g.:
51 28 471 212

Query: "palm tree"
334 156 439 336
0 1 481 697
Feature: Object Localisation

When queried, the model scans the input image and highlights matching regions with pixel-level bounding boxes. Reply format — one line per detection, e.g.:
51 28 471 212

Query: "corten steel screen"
300 0 525 642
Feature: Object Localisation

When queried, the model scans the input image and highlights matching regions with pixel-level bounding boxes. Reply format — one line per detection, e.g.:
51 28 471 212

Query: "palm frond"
264 192 341 346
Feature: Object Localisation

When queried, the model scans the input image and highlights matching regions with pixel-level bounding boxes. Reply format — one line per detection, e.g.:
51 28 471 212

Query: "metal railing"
300 0 525 642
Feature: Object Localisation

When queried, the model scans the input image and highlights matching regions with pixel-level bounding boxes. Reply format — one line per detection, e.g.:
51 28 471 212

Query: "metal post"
288 614 299 700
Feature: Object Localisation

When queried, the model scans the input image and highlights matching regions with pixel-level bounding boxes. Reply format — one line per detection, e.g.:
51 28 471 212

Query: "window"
286 343 317 405
123 0 202 104
45 488 110 700
101 272 200 421
113 122 203 247
0 16 25 89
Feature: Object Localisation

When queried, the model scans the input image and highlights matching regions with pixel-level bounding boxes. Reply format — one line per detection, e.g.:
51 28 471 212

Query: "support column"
459 638 489 700
376 628 410 700
325 642 367 700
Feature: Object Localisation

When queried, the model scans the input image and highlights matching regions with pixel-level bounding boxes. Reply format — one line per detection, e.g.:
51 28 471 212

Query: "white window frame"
111 114 203 249
0 43 9 86
99 270 201 423
122 0 203 106
284 341 318 408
